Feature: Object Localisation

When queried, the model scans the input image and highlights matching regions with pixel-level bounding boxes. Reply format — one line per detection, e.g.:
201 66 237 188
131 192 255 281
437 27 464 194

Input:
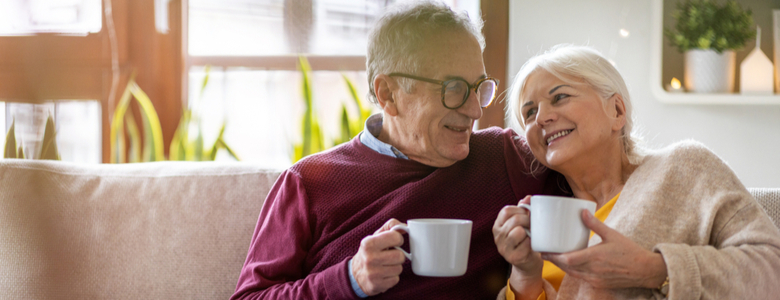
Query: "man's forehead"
414 32 485 79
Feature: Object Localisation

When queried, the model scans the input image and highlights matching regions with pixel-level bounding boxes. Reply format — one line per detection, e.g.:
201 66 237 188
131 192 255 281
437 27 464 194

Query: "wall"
509 0 780 187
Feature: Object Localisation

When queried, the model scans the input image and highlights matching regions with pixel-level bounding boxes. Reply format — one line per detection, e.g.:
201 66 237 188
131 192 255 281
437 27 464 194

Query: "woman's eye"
525 108 537 119
552 93 570 102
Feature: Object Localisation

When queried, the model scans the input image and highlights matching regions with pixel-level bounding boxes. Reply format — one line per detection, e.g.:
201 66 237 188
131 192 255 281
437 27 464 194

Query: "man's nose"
457 89 483 120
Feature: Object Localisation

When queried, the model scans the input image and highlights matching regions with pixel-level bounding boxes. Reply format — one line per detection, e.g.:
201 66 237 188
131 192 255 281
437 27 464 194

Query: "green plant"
3 114 60 160
292 57 326 162
110 72 165 163
110 70 239 163
169 66 240 161
292 57 373 163
333 74 373 146
665 0 755 53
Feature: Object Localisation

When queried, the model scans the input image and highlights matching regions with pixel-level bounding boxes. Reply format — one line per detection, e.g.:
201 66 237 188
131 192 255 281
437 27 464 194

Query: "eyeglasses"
388 73 499 109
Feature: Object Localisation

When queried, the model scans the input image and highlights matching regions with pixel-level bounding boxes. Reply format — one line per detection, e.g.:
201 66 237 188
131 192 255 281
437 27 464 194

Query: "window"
3 101 101 162
0 0 106 162
0 0 102 36
187 0 480 168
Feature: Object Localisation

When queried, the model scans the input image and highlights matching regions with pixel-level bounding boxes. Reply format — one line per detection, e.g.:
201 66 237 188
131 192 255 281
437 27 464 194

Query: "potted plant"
665 0 755 93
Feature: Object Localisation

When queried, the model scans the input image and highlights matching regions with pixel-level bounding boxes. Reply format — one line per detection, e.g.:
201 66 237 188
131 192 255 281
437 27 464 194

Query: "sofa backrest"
0 160 282 300
1 159 778 300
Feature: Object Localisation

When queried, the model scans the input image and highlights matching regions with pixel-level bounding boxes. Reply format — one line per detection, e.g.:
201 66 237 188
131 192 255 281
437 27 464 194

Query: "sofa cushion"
0 159 281 300
750 188 780 229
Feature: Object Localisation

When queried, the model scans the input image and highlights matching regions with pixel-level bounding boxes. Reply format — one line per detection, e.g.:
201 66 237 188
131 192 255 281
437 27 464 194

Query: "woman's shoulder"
635 139 744 191
643 139 725 169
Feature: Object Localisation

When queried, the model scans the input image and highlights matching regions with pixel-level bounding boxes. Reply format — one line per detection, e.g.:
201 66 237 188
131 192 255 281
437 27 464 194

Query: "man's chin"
442 145 470 162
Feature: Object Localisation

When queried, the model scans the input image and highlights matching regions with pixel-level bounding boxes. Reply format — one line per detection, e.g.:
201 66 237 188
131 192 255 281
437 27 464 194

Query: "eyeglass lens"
443 79 497 108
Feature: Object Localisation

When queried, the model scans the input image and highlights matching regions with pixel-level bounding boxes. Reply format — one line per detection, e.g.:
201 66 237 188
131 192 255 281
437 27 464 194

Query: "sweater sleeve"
651 143 780 299
231 170 357 300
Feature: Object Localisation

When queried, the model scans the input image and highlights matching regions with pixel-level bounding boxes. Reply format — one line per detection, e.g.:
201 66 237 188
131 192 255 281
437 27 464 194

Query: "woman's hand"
493 196 544 298
541 210 668 290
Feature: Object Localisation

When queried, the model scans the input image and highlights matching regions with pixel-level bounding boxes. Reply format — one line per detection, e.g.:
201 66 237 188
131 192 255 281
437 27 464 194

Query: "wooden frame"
479 0 509 129
0 0 183 163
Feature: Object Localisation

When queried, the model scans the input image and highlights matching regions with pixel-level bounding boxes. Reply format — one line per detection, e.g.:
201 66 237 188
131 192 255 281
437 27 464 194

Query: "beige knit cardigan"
500 140 780 300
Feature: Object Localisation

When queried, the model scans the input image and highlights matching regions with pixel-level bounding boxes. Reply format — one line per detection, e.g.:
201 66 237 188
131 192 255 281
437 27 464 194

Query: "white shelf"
650 0 780 105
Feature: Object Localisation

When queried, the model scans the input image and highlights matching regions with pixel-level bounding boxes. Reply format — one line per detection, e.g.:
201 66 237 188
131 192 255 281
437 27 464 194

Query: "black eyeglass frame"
388 72 499 109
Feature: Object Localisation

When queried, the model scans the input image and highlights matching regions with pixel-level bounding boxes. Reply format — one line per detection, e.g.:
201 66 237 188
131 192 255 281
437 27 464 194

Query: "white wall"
508 0 780 187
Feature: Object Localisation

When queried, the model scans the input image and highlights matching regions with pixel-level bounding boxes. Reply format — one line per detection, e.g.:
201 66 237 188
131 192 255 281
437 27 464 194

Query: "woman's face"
519 69 624 170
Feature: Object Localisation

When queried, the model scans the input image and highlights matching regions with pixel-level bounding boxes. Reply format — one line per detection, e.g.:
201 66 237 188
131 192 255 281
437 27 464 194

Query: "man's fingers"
362 230 404 251
518 195 532 206
375 218 405 234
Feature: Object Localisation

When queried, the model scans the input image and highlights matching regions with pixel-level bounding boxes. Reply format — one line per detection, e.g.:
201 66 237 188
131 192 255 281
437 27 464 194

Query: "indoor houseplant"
665 0 755 93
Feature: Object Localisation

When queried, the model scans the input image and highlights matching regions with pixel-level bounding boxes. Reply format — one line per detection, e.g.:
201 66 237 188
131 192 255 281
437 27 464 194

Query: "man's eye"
446 81 467 93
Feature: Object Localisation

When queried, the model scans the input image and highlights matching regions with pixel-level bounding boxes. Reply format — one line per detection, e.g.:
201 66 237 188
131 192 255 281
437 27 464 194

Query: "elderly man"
231 1 561 299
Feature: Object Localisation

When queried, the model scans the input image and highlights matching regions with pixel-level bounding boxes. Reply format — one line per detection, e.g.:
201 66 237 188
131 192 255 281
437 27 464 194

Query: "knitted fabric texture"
232 127 563 299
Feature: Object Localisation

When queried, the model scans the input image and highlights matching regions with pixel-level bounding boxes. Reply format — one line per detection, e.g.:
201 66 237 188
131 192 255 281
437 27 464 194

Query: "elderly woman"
493 44 780 299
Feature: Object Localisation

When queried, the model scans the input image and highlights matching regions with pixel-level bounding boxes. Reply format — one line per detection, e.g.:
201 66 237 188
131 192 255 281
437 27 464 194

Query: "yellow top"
506 193 619 300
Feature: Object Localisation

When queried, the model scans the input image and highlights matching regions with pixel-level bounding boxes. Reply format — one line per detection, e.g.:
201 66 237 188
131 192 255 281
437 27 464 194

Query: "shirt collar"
359 114 409 160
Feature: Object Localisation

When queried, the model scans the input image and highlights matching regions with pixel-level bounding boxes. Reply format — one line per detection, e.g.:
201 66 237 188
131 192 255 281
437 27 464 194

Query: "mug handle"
390 224 412 260
517 203 532 238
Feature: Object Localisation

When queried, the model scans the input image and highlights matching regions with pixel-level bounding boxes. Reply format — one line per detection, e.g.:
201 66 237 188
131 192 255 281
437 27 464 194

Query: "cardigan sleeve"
651 142 780 299
231 170 357 300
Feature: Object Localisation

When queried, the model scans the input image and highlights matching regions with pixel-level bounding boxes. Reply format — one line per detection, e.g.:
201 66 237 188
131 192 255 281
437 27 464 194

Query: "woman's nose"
534 102 556 127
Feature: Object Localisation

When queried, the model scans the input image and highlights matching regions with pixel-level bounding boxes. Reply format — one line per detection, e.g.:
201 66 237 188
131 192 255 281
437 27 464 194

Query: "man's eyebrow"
443 74 488 82
549 85 570 94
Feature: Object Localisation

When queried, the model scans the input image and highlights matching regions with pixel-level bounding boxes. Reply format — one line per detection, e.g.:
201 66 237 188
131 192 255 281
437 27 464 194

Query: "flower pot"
684 49 735 93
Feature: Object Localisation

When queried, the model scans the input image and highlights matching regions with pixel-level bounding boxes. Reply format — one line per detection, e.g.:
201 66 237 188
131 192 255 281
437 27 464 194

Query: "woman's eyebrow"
521 101 534 109
549 84 570 95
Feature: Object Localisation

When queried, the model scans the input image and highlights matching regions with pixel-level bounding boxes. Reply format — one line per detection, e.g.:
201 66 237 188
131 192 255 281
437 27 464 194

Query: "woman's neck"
559 143 636 209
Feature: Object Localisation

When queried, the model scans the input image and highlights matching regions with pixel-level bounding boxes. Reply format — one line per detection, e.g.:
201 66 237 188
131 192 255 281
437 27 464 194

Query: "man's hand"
541 210 668 289
352 218 407 296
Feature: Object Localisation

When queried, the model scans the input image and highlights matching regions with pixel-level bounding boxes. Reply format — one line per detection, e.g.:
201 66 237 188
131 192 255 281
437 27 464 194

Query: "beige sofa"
1 159 778 299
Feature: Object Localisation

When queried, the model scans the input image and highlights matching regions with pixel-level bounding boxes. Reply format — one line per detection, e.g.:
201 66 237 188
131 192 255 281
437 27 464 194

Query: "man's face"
389 30 485 167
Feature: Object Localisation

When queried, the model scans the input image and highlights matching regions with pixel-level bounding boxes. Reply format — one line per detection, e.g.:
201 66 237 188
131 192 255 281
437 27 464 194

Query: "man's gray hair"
366 0 485 104
506 44 645 165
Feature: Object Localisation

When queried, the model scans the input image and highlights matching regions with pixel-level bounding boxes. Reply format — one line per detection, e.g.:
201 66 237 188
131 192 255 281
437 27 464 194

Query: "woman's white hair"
506 44 645 165
366 0 484 104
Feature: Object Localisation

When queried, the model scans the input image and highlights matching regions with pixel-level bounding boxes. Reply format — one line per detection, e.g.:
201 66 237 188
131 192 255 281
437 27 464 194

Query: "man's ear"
374 74 399 116
609 93 627 132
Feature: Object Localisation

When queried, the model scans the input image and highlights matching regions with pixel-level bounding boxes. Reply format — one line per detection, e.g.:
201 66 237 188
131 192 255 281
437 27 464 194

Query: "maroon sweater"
232 128 562 299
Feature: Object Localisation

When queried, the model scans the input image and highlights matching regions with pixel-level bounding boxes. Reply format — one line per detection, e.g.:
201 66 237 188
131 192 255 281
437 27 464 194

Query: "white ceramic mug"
390 219 472 277
519 196 597 253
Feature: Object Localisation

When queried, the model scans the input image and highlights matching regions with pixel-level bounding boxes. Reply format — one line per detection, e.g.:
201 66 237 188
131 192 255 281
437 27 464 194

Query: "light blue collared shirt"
348 113 407 298
359 113 409 160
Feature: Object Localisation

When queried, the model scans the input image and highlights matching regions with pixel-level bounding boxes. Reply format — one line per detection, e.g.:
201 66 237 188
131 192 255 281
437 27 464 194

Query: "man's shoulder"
289 140 361 176
470 127 520 148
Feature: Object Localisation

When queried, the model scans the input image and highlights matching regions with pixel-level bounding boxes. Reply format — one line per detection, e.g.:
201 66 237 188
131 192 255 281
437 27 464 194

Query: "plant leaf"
129 81 164 162
110 74 136 164
38 114 60 160
200 65 211 99
217 138 241 161
207 122 226 161
338 105 351 145
169 110 190 161
17 145 24 159
4 119 16 159
125 108 142 163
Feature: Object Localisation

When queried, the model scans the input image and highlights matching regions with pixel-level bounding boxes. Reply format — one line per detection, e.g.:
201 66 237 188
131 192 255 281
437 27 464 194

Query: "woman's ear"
374 74 399 116
610 93 627 132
